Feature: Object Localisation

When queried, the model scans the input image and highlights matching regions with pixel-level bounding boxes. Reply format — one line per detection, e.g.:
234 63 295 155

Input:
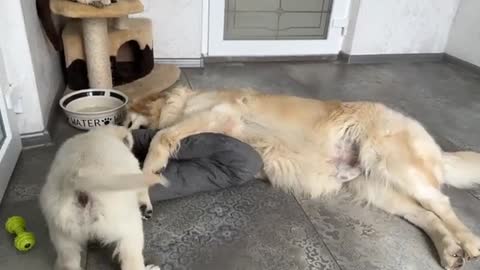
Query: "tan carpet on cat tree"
115 64 181 103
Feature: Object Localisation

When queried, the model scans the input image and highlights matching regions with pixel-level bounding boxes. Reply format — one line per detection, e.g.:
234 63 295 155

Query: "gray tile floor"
1 61 480 270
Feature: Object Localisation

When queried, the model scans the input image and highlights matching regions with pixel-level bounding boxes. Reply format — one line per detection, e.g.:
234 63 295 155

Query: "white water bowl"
59 89 128 130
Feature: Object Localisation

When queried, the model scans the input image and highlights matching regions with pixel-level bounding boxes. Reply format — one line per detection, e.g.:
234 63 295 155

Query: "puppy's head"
90 125 134 150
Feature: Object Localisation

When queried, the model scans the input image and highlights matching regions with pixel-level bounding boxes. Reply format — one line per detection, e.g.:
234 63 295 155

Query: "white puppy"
40 125 167 270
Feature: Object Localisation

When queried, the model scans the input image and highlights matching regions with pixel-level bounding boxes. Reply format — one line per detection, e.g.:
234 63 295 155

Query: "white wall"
0 1 44 134
142 0 461 58
136 0 203 59
446 0 480 67
0 1 63 135
343 0 460 55
21 0 64 126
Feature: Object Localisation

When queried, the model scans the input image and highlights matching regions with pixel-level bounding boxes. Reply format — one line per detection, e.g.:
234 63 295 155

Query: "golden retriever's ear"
129 100 151 116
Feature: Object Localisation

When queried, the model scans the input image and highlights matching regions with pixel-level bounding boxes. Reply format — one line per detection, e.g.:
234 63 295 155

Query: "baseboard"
21 130 53 149
154 58 204 68
444 54 480 74
204 54 338 64
340 52 445 64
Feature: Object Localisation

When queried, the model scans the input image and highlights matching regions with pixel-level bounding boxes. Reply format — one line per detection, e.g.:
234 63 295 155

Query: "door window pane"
224 0 333 40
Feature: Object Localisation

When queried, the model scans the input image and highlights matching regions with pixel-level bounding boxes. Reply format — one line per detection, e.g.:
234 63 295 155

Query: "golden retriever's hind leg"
412 183 480 260
378 133 480 262
349 182 465 270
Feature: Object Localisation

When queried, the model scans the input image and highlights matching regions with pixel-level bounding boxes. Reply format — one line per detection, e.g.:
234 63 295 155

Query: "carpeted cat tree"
50 0 180 102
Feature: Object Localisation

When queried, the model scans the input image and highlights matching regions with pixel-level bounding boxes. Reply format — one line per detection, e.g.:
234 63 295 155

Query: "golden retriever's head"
122 111 150 130
122 92 167 130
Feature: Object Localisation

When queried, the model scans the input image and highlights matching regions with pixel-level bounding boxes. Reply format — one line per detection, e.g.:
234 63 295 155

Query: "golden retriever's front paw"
143 150 170 177
144 173 170 187
143 163 166 178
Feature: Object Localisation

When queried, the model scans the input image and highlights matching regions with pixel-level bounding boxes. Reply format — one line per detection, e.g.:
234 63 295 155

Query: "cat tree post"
113 16 129 30
82 18 112 88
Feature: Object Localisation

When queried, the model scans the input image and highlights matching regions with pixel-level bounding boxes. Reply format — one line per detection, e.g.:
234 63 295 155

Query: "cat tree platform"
51 0 180 96
115 63 181 103
50 0 143 18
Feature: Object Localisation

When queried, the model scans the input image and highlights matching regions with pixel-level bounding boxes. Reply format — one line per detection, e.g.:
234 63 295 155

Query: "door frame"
0 44 22 202
203 0 350 57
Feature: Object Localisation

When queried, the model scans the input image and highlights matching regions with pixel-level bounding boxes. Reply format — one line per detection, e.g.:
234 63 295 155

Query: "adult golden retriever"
124 86 480 270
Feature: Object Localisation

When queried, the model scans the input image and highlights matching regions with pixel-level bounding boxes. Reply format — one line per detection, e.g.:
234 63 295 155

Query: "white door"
0 44 22 201
205 0 350 56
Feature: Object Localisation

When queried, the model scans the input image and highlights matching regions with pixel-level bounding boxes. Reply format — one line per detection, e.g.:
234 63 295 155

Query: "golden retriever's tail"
75 171 169 192
442 151 480 188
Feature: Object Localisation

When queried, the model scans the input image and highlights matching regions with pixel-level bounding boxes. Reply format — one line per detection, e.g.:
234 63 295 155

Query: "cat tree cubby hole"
62 18 154 90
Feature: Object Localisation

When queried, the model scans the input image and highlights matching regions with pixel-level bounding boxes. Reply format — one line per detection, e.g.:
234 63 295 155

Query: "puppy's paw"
145 264 161 270
138 189 154 220
140 204 153 220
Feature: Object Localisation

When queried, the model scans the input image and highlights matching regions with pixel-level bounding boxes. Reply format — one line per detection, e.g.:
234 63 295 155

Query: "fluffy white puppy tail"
75 170 169 192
